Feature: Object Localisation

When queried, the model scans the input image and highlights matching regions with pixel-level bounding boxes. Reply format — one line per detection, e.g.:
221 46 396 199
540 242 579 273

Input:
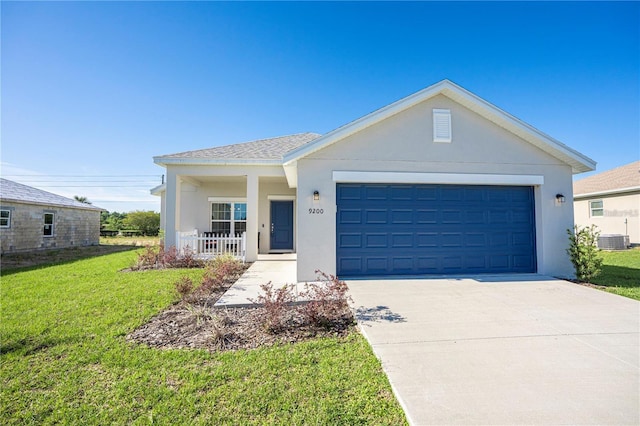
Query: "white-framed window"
0 209 10 228
433 108 452 143
44 212 55 236
589 200 604 217
211 202 247 236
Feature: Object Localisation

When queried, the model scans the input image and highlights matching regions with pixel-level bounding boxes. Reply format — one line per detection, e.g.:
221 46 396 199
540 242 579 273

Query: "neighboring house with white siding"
0 178 103 254
152 80 596 281
573 161 640 247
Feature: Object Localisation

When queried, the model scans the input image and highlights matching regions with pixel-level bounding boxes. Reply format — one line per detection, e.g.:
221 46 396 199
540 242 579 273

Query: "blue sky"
2 1 638 212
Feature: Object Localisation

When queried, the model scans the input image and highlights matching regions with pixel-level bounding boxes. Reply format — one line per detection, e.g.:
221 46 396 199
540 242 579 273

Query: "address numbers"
309 208 324 214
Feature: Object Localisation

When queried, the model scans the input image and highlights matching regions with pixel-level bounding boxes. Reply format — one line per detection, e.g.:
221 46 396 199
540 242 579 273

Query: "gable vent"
433 109 451 143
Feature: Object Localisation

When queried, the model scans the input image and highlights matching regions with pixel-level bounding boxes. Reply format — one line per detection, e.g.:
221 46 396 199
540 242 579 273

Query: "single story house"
0 178 103 254
152 80 595 281
574 161 639 247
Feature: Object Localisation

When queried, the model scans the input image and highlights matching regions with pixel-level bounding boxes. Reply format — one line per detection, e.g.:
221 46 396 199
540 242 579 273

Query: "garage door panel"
417 210 438 223
339 209 361 224
365 233 387 248
365 186 387 200
337 183 536 277
391 233 413 248
339 185 362 200
365 209 387 224
339 233 362 248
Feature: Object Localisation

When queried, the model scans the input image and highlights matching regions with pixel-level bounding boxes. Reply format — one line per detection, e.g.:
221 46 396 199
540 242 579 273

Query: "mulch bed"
127 277 355 353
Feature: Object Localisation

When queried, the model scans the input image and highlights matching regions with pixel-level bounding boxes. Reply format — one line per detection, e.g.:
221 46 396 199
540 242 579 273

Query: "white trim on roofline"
150 184 166 196
573 186 640 199
153 157 282 166
283 79 595 174
332 171 544 186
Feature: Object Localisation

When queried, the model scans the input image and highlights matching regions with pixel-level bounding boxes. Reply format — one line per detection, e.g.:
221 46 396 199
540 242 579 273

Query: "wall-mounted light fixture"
313 190 320 201
555 193 565 204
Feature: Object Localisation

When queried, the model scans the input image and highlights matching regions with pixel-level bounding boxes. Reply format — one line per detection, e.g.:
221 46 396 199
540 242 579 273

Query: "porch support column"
245 173 259 262
164 171 180 248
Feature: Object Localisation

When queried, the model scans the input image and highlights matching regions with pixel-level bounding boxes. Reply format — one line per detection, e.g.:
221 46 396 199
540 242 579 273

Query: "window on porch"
211 202 246 236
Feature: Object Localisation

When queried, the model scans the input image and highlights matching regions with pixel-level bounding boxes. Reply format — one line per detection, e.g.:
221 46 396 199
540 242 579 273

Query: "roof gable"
573 160 640 197
0 178 103 211
283 80 595 174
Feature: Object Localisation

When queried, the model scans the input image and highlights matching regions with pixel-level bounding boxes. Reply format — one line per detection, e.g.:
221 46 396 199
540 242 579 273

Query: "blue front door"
270 200 293 250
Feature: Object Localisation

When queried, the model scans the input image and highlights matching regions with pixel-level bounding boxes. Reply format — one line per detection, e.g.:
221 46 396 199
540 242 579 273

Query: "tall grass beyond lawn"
590 249 640 300
1 250 406 425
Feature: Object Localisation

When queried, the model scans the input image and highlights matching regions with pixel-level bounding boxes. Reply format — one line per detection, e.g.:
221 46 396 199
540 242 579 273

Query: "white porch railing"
176 230 246 262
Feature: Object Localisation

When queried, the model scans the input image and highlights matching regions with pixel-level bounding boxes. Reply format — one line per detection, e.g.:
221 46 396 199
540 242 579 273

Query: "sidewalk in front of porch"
215 254 302 308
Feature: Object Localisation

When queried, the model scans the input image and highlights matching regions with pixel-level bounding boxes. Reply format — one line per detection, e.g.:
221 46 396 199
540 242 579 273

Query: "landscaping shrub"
299 270 353 330
174 276 195 301
249 282 296 333
567 224 604 282
133 245 161 270
130 244 204 270
200 255 245 293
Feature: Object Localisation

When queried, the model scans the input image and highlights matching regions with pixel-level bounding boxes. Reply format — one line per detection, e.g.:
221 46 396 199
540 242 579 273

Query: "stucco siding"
0 201 100 254
296 95 575 281
574 193 640 245
307 94 565 168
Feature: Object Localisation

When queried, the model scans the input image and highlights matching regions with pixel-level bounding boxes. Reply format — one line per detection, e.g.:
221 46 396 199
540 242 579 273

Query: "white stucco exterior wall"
295 94 577 281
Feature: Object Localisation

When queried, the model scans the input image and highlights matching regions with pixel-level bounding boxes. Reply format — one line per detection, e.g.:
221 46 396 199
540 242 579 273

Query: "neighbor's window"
43 213 54 236
0 209 10 228
589 200 604 217
211 202 247 236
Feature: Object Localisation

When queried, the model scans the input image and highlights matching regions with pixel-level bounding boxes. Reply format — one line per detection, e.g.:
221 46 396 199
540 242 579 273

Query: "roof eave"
150 184 166 196
574 186 640 199
153 157 283 167
0 198 105 211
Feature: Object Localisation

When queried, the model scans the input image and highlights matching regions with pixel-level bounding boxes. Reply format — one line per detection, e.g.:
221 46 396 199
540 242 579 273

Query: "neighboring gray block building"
0 178 103 254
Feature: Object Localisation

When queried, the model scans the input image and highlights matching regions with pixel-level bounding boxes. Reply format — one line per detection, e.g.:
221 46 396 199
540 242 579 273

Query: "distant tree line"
101 210 160 236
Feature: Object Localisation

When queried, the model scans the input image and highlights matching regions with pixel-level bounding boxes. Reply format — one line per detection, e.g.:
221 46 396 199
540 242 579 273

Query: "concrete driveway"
347 275 639 425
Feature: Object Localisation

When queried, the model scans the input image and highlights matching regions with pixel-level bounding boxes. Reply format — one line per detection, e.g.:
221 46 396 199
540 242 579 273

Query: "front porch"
162 168 297 262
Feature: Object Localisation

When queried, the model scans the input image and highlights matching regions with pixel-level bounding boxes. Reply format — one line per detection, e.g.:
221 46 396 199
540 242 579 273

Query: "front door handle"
271 223 274 234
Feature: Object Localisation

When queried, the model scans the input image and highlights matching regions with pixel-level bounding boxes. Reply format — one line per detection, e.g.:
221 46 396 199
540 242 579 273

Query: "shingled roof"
0 178 103 211
154 133 321 165
573 161 640 197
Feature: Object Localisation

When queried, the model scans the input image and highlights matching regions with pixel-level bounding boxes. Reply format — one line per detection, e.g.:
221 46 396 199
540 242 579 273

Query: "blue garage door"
336 183 536 277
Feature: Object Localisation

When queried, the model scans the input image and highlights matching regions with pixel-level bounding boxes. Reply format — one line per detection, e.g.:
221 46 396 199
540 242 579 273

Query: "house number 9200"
309 208 324 214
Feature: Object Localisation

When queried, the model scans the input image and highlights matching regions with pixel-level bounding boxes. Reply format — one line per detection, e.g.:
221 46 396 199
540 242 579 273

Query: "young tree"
124 211 160 236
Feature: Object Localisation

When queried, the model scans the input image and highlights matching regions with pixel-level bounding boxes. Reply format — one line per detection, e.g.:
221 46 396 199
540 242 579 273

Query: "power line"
2 174 161 178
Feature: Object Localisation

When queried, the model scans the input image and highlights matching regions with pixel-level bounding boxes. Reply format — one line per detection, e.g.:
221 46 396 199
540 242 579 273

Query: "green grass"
590 249 640 300
1 250 406 425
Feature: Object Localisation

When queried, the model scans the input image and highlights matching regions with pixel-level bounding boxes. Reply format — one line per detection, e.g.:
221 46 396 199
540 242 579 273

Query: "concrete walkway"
215 258 300 307
347 275 640 425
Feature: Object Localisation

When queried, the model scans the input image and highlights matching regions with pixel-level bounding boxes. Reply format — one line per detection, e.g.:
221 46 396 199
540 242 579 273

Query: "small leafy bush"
174 276 195 301
249 282 296 333
133 245 160 270
130 244 203 270
200 255 245 293
567 224 604 282
299 270 353 330
161 245 179 266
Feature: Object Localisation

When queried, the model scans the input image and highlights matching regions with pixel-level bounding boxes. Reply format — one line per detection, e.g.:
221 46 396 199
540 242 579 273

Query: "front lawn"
0 251 406 425
590 249 640 300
